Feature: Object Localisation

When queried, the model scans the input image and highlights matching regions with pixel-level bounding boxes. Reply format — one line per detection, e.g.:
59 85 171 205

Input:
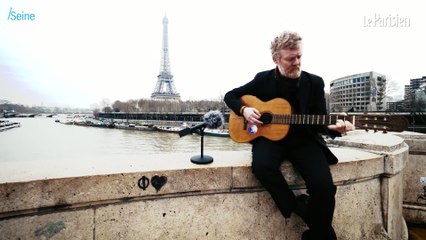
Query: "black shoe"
294 194 309 224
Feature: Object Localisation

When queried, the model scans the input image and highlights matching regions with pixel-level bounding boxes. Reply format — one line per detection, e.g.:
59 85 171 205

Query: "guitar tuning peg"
383 130 387 134
364 128 369 132
374 129 378 133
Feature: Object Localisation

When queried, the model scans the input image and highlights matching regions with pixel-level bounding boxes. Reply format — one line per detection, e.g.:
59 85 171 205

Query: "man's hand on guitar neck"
327 113 355 134
242 107 263 125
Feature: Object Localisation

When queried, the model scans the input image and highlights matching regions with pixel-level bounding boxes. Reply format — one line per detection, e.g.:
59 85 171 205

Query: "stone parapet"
392 131 426 226
0 131 409 239
328 131 409 240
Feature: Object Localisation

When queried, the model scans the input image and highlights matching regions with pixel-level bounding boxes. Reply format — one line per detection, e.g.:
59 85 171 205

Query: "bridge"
97 112 230 126
1 130 425 239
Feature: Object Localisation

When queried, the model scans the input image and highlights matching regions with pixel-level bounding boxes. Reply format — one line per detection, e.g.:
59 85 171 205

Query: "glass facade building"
329 71 386 112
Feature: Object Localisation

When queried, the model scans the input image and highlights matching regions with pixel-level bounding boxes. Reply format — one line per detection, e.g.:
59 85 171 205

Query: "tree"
102 106 113 113
112 100 124 112
328 91 343 113
95 95 230 115
128 100 139 112
384 77 401 97
101 98 111 108
376 76 386 111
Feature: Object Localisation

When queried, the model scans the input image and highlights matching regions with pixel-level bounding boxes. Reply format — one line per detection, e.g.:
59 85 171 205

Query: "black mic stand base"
190 155 213 164
190 127 213 164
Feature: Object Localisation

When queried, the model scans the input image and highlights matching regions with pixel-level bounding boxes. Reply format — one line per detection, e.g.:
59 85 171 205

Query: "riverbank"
0 119 20 132
56 116 230 137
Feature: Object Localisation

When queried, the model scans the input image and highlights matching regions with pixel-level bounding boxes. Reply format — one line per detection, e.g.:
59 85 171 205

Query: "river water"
0 117 251 163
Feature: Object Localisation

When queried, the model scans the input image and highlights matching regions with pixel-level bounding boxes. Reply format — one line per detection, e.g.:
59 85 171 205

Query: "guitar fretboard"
272 114 352 125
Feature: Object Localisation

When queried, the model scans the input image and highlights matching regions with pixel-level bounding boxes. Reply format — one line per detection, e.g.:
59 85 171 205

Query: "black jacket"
224 69 340 164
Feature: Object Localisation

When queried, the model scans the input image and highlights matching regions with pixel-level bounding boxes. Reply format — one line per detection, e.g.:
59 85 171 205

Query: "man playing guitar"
224 31 354 240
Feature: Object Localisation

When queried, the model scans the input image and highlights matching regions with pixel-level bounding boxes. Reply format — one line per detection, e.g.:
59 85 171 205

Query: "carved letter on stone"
138 176 150 190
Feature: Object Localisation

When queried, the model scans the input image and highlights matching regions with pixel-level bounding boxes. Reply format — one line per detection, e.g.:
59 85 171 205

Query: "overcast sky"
0 0 424 108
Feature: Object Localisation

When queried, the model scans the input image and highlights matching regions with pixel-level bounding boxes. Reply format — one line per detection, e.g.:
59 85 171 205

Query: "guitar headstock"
354 114 409 133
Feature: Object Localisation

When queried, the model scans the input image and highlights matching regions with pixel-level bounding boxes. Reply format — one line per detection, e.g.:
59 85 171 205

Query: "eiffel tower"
151 15 181 100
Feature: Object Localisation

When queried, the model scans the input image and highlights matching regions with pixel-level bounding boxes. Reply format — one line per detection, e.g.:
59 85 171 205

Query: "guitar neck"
271 114 351 126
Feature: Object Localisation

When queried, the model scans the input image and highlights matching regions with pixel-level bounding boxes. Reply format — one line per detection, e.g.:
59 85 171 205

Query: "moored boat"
154 125 186 133
0 120 21 132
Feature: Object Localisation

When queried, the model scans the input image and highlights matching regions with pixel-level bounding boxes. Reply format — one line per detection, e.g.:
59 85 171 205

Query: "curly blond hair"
270 31 302 57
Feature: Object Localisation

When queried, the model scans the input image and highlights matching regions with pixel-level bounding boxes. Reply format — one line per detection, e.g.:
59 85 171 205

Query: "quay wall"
0 131 413 239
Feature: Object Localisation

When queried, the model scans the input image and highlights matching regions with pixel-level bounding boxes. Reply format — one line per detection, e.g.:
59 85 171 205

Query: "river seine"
0 117 251 163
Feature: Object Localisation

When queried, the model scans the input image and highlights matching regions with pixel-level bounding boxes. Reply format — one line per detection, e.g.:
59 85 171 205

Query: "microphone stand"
190 127 213 164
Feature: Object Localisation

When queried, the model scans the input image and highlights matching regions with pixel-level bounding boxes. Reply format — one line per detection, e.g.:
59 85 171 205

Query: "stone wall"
0 131 411 239
393 132 426 226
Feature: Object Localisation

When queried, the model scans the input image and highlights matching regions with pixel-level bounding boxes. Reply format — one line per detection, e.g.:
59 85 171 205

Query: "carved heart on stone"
151 175 167 192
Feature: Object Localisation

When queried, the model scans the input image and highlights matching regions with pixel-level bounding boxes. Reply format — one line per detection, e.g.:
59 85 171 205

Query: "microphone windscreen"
203 110 224 129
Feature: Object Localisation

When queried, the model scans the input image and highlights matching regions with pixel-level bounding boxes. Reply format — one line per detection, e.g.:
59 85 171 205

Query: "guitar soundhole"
260 113 273 125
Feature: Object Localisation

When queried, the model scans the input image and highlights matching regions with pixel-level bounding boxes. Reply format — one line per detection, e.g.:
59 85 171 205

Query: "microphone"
178 110 224 137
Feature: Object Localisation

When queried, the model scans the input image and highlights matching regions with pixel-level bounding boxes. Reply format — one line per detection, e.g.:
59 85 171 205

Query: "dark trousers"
251 136 337 240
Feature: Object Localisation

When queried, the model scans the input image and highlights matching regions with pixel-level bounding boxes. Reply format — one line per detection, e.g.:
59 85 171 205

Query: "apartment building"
329 71 386 112
405 76 426 101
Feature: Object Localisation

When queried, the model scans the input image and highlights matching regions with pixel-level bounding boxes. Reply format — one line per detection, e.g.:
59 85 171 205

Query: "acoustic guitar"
228 95 409 143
